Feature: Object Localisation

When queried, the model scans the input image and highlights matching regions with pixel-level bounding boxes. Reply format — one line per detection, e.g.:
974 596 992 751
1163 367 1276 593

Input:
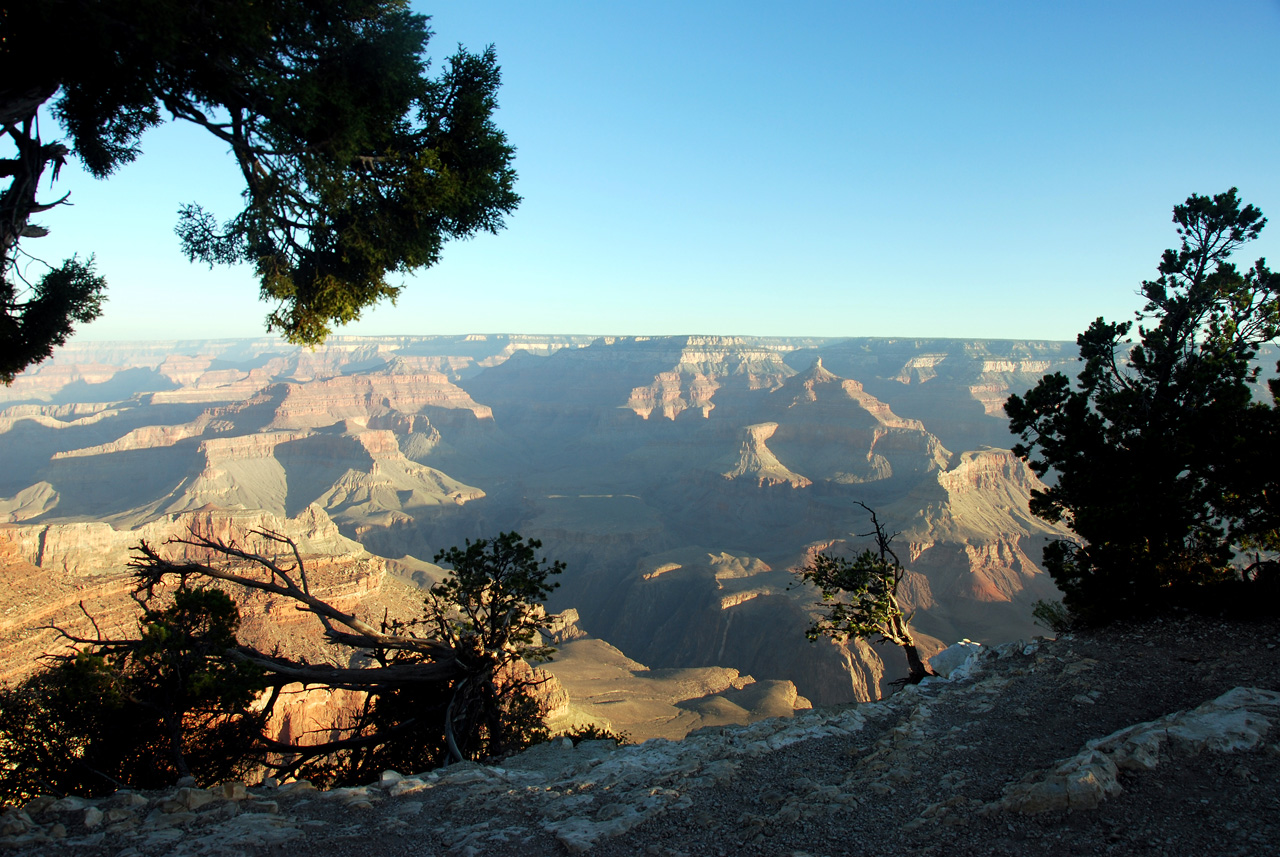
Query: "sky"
17 0 1280 343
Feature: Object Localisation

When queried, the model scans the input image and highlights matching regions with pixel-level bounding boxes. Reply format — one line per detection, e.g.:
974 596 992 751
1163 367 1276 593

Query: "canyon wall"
1 334 1076 734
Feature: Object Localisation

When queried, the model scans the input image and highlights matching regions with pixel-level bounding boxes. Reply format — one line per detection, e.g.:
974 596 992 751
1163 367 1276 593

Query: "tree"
794 503 933 684
125 529 560 785
1 1 519 380
428 533 561 762
0 529 563 800
0 588 268 804
1006 189 1280 622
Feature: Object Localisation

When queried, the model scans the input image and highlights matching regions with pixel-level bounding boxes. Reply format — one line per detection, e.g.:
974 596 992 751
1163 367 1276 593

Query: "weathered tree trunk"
901 641 931 684
891 611 933 684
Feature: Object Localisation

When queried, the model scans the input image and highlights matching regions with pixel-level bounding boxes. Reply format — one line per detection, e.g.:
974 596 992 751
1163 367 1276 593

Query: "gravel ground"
7 614 1280 856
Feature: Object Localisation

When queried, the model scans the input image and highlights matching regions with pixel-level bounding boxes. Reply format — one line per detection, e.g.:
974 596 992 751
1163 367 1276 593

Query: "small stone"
0 812 33 836
83 806 104 829
48 823 67 839
1071 694 1095 705
347 800 375 810
389 778 430 797
49 796 88 812
175 775 198 788
104 809 135 824
218 782 249 801
243 800 279 814
260 776 280 788
177 787 214 810
111 792 150 809
379 770 404 788
22 797 55 815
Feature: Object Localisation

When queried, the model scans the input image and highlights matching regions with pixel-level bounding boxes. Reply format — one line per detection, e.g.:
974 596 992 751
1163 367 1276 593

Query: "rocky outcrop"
760 359 950 486
590 547 892 707
0 483 58 522
543 636 813 742
988 686 1280 814
10 641 1273 856
716 423 811 487
266 374 492 430
0 506 409 684
2 334 1080 730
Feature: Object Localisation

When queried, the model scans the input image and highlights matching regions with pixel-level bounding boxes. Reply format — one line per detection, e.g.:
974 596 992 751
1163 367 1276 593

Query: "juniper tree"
0 588 268 803
0 529 564 799
1006 189 1280 622
1 1 519 380
795 503 933 684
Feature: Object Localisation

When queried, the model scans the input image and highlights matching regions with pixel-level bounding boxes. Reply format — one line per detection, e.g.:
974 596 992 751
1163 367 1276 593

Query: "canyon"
0 334 1077 739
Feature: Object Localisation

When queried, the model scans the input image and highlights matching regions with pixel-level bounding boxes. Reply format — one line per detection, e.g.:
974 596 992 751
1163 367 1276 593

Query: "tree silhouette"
0 588 268 804
795 503 933 685
1 1 518 380
0 530 562 800
1006 188 1280 621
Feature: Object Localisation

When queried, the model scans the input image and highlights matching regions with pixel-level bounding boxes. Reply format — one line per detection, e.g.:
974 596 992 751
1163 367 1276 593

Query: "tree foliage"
1 0 518 379
794 503 933 684
0 256 106 384
0 530 562 800
1006 189 1280 622
0 588 268 804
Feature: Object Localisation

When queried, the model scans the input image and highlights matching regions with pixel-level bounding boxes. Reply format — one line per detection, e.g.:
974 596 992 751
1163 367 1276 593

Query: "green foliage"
0 256 106 384
429 532 563 665
798 550 903 644
1 531 565 798
427 533 562 759
1 0 518 380
794 504 932 683
122 530 562 789
0 588 267 804
1007 189 1280 623
265 533 561 785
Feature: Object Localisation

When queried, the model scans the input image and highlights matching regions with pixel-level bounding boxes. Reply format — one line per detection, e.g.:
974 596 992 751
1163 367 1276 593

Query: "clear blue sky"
23 0 1280 343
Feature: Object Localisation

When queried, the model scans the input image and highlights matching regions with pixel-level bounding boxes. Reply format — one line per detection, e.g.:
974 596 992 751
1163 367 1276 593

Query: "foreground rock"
4 615 1278 856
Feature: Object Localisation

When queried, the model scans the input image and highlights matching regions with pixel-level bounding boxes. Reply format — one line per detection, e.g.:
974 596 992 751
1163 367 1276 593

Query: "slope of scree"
3 615 1278 856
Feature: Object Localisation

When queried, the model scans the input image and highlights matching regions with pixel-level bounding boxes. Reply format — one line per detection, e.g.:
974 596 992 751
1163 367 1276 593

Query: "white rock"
930 640 984 679
992 686 1280 815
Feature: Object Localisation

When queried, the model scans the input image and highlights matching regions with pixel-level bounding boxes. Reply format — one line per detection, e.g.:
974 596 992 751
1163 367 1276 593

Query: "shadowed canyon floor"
3 616 1278 856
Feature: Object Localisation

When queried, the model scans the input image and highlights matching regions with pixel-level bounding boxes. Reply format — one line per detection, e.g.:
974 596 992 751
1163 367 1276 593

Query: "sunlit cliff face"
0 335 1074 737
